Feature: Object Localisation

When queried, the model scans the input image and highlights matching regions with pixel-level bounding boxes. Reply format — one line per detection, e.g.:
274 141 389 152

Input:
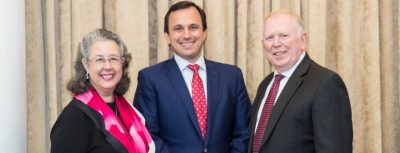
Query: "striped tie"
252 74 284 152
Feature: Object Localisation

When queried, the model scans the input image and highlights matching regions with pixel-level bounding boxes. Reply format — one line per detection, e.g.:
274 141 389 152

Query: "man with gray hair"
248 9 352 153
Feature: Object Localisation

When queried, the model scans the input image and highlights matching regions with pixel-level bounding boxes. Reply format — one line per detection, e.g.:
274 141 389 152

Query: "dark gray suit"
248 54 352 153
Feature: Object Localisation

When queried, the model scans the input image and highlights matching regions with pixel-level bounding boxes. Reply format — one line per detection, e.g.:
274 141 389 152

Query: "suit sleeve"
134 70 171 153
312 73 353 153
231 69 252 153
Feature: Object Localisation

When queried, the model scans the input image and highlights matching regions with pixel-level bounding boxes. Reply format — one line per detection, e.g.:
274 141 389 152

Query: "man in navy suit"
134 1 251 153
248 10 352 153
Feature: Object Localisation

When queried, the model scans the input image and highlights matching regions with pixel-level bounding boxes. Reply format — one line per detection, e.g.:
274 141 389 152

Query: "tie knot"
188 64 200 72
274 74 284 82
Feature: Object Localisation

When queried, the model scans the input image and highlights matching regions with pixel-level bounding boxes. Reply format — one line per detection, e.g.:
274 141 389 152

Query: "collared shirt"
254 52 306 133
174 53 208 102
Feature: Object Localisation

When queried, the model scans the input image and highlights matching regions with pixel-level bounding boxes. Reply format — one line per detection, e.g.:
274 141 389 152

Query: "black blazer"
51 100 127 153
248 54 352 153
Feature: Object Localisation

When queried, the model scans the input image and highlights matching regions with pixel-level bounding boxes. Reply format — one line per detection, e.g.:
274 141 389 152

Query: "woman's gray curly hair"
67 28 132 95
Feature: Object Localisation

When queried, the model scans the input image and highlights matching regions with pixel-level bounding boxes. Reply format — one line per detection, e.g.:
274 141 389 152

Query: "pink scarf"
75 88 153 153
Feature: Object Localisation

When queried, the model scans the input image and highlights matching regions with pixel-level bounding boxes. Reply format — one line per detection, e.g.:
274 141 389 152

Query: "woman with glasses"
50 29 154 153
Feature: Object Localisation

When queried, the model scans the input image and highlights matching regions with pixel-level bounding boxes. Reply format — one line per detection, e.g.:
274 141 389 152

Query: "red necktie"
252 74 284 153
188 64 207 140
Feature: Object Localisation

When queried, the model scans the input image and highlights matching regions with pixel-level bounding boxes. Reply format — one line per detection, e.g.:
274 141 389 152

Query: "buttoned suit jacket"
134 58 251 153
248 54 352 153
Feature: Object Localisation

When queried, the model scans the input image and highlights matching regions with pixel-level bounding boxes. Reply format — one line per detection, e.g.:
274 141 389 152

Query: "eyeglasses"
87 55 124 66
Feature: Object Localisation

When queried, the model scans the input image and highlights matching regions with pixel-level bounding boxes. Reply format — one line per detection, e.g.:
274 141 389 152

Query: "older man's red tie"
252 74 284 152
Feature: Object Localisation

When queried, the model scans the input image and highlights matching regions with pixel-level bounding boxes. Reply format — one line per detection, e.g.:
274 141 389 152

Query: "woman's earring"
86 72 89 80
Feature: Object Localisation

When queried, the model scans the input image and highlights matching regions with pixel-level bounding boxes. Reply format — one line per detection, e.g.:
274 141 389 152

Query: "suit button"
203 148 207 153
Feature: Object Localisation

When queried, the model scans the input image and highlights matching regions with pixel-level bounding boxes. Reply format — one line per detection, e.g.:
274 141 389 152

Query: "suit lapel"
166 59 203 137
248 74 273 148
204 60 219 145
260 54 312 146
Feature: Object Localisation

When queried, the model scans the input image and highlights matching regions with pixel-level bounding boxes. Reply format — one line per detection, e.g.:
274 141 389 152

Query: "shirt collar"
274 52 306 78
173 52 206 72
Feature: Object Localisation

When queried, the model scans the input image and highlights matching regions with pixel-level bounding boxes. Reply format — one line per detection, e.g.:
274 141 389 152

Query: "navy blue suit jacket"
134 58 251 153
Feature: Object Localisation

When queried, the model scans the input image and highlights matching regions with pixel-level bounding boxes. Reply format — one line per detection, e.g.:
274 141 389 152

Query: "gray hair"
79 29 127 59
67 28 132 95
265 9 305 33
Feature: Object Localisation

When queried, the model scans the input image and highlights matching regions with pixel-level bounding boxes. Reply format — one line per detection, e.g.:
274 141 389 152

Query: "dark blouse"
50 99 127 153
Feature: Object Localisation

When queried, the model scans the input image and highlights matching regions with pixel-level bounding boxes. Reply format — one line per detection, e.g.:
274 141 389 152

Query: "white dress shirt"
254 52 306 133
174 53 208 102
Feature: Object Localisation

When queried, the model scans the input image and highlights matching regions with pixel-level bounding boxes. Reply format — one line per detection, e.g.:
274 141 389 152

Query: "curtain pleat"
59 0 73 109
306 1 326 65
380 0 400 152
156 0 170 62
236 0 248 82
246 0 265 99
115 0 149 101
204 0 235 64
44 0 58 152
26 0 47 152
26 0 400 152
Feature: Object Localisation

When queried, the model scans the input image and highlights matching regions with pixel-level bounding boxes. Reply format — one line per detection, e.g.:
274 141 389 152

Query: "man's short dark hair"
164 1 207 34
